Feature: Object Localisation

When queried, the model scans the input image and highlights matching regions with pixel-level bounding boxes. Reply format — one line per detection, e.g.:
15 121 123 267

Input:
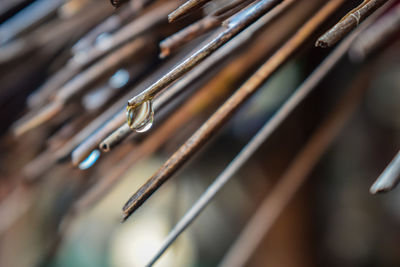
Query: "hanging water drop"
126 100 154 133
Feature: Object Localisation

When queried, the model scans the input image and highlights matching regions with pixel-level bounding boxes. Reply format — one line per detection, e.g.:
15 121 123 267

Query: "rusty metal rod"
126 0 282 109
12 36 149 137
316 0 389 48
100 0 294 152
122 0 347 221
219 66 371 267
145 6 376 262
160 0 255 58
349 3 400 61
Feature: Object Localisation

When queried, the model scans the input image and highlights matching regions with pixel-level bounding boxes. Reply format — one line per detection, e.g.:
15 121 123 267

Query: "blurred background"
0 0 400 266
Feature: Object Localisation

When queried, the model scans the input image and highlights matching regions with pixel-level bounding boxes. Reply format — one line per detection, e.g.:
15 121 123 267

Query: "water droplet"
79 150 101 170
126 100 154 133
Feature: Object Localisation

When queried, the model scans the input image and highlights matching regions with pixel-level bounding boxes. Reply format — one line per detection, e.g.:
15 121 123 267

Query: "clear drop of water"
79 150 101 170
126 100 154 133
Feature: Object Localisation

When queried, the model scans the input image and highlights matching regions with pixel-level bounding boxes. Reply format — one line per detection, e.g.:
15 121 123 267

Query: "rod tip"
159 48 170 59
167 14 176 23
370 181 394 194
121 213 130 223
315 39 329 48
110 0 121 8
100 142 110 152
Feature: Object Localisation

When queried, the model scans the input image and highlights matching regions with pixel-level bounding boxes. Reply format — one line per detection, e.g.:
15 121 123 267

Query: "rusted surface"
349 3 400 61
316 0 389 48
103 0 295 153
126 0 282 109
160 0 254 58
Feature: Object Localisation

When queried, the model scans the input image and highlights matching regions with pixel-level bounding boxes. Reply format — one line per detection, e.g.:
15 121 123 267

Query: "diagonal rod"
218 65 371 267
126 0 282 108
370 150 400 194
144 1 393 262
122 0 347 221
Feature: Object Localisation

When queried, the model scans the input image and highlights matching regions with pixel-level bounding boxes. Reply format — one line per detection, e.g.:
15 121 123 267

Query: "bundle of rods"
0 0 399 266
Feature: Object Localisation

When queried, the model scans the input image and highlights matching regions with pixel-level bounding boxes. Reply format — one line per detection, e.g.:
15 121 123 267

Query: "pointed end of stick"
159 47 170 59
121 213 130 223
168 13 177 23
122 192 142 222
315 38 329 48
370 180 394 195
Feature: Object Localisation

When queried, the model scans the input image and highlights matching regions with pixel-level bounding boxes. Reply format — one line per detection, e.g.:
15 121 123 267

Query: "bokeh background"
0 0 399 266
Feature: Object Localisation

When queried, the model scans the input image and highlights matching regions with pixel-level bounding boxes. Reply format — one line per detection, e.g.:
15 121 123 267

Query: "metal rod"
143 2 393 262
12 36 149 137
144 12 368 267
126 0 282 109
160 0 255 58
99 0 294 153
316 0 389 48
219 65 371 267
370 150 400 194
122 0 346 221
168 0 213 23
349 3 400 62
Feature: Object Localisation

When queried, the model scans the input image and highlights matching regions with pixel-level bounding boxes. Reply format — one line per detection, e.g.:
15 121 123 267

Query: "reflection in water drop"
126 100 154 133
79 150 101 170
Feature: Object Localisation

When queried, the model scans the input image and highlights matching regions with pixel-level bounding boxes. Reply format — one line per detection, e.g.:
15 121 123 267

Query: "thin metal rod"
71 113 126 165
144 3 391 262
60 41 202 163
370 150 400 194
349 3 400 62
74 1 177 68
316 0 389 48
219 67 371 267
73 0 307 214
122 0 346 221
144 15 364 267
0 0 65 45
160 0 254 58
72 47 249 214
126 0 282 108
100 0 294 152
168 0 213 23
12 36 149 137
